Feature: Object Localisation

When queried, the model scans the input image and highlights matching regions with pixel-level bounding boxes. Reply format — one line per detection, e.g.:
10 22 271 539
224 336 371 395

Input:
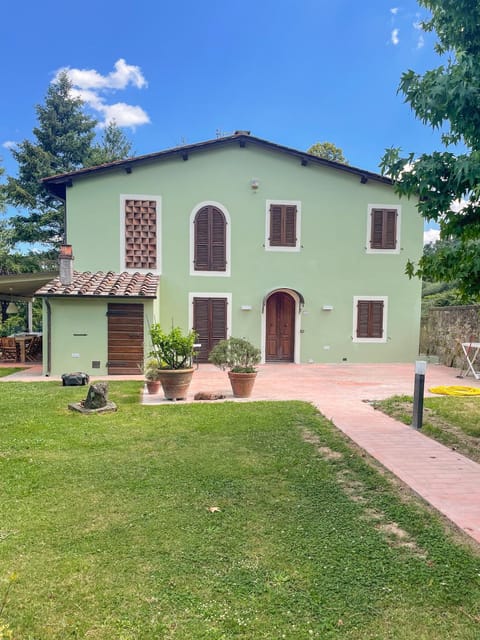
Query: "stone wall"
420 305 480 368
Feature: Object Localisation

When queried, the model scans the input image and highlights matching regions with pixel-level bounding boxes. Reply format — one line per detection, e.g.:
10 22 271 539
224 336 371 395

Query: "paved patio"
3 361 480 544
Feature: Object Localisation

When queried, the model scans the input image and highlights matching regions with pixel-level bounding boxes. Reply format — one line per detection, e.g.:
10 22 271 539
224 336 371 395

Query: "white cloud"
391 28 400 45
390 7 399 15
424 228 440 245
2 140 16 149
417 34 425 49
64 58 147 91
100 103 150 128
56 59 149 129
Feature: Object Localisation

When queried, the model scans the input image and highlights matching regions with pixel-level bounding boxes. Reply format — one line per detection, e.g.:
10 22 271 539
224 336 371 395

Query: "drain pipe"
45 299 52 377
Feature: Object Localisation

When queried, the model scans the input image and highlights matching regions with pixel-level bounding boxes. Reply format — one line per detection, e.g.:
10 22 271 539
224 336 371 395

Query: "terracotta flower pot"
158 368 194 400
146 380 161 395
228 371 257 398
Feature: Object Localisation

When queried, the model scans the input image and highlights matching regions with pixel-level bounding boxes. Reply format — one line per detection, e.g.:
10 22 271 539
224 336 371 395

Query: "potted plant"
149 325 197 400
209 337 261 398
142 357 162 394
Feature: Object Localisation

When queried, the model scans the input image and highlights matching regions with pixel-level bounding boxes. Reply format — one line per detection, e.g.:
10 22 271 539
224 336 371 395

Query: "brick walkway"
3 361 480 544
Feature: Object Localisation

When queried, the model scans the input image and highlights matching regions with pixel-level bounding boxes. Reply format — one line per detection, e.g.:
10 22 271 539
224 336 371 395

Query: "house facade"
38 132 423 376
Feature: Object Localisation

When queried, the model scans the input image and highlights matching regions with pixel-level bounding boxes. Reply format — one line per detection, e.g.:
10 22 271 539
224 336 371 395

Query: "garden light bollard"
412 360 427 430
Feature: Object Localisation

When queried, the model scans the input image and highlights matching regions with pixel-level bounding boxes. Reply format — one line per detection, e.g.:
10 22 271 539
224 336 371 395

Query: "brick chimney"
59 244 74 285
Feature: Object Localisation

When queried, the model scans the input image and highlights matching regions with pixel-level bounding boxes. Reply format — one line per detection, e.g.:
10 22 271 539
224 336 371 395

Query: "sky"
1 0 445 242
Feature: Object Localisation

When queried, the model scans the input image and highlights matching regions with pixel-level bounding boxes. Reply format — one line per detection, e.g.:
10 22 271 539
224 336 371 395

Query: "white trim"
188 292 232 336
265 199 302 252
189 201 231 277
260 288 301 363
120 194 162 274
352 295 388 343
366 204 401 254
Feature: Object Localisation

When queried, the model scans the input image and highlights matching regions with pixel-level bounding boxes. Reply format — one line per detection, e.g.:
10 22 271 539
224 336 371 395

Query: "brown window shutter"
193 297 210 361
193 297 227 362
357 300 384 338
356 301 370 338
269 205 283 245
194 206 226 271
211 298 227 344
194 207 210 270
210 207 227 271
384 210 397 249
370 209 384 249
270 204 297 247
284 205 297 246
370 208 397 249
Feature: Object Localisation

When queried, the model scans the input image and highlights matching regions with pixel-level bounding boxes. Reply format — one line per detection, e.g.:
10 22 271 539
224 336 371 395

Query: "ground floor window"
353 296 387 343
192 296 228 362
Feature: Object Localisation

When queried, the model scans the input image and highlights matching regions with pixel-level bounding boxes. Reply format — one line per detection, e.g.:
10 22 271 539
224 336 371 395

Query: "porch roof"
0 271 59 303
35 271 159 299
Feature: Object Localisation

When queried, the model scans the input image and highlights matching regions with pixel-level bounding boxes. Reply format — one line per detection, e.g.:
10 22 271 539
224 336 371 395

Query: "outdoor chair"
0 337 18 362
25 335 42 362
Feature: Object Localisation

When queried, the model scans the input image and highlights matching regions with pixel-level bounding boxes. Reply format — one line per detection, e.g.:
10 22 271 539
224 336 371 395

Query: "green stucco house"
37 131 423 376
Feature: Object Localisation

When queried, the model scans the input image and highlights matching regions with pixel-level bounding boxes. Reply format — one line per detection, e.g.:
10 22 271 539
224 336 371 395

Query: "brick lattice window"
125 199 157 270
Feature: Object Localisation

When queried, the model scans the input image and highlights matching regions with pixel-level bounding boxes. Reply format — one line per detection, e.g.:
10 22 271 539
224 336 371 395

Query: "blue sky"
1 0 443 241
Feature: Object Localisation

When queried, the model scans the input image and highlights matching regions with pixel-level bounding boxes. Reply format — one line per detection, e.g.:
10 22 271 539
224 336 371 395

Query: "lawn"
374 395 480 465
1 382 479 639
0 368 26 378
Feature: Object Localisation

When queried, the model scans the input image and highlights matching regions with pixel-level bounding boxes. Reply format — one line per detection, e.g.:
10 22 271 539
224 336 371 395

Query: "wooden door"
266 292 295 362
193 297 227 362
107 303 144 374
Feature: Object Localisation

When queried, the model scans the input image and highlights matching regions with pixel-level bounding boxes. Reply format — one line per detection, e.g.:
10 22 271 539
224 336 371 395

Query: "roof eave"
38 293 158 299
41 134 392 194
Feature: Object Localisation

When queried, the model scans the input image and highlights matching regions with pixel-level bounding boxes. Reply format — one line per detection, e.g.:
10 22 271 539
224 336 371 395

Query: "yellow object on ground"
429 385 480 396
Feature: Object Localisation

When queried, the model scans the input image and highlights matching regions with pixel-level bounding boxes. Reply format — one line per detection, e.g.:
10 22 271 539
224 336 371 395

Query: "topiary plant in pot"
149 325 197 400
208 337 261 398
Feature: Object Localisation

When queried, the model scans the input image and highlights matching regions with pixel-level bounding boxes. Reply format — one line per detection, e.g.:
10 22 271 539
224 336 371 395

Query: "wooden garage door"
193 297 227 362
107 303 144 374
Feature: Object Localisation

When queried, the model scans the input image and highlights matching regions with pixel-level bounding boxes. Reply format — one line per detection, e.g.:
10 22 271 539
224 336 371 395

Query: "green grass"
1 382 480 639
375 395 480 464
0 367 26 378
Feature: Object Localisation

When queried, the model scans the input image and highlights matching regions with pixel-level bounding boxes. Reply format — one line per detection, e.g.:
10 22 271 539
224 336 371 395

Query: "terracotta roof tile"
35 271 159 298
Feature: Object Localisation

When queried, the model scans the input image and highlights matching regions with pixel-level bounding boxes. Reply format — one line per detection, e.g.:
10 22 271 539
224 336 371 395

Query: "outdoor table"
461 342 480 380
14 336 32 364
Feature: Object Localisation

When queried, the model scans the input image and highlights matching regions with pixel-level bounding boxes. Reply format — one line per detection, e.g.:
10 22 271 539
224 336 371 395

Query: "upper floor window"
192 204 228 274
121 195 161 272
366 205 400 253
265 200 301 251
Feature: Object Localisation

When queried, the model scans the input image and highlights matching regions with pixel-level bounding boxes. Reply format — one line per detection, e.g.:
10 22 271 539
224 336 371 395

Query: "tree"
380 0 480 297
307 141 348 164
5 72 97 248
0 161 6 213
87 120 133 166
415 238 480 301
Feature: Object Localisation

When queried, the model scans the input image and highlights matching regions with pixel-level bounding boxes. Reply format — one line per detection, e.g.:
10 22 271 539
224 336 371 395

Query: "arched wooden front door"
265 292 295 362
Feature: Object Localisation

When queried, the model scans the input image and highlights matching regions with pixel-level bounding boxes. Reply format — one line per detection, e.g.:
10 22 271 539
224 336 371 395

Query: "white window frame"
189 201 231 277
366 204 401 254
265 199 301 252
352 295 388 343
120 194 162 274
